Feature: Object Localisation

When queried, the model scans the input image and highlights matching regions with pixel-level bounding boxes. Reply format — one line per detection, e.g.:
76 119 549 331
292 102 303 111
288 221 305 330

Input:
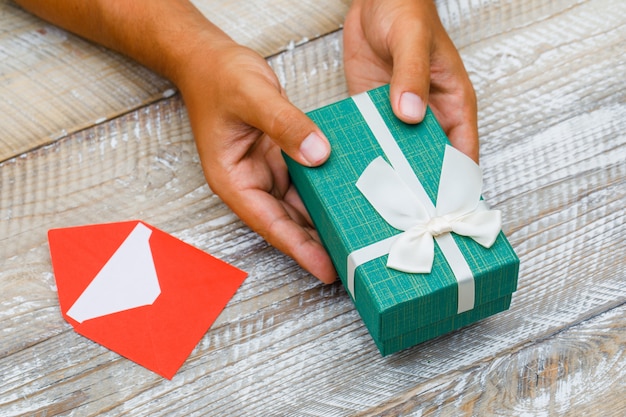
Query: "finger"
429 89 479 163
239 81 331 167
283 185 314 226
429 40 480 163
442 103 479 163
386 16 433 124
231 188 337 283
446 71 479 162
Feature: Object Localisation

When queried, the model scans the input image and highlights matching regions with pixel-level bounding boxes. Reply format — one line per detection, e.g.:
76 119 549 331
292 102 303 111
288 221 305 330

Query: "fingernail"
300 132 330 165
399 92 425 121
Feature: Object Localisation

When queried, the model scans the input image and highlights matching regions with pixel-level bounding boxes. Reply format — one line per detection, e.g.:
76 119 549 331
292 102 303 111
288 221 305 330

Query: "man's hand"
343 0 479 162
177 39 337 283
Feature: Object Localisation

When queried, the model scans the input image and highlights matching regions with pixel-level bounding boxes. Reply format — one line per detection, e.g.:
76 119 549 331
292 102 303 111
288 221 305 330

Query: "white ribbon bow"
356 145 502 274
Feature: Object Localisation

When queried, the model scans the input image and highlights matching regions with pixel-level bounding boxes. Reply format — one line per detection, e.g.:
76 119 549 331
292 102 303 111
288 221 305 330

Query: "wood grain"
0 2 172 162
191 0 350 56
365 305 626 416
0 0 625 415
0 0 349 163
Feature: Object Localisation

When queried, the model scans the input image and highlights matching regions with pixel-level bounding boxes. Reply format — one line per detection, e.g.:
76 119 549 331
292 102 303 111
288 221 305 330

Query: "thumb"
243 83 331 167
386 18 432 124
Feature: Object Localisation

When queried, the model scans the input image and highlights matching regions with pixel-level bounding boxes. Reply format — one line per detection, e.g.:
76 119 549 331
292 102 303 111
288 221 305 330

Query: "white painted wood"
0 0 349 162
0 2 172 161
356 305 626 416
0 0 624 415
190 0 350 55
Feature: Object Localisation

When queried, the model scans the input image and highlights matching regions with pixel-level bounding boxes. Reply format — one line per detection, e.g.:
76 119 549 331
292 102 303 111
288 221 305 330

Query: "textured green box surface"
285 85 519 355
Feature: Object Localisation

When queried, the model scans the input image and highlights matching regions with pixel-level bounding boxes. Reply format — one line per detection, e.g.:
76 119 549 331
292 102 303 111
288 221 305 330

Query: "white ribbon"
346 92 502 313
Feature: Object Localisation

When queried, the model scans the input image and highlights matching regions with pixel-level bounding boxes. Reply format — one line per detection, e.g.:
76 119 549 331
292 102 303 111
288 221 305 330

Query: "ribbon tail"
387 228 434 274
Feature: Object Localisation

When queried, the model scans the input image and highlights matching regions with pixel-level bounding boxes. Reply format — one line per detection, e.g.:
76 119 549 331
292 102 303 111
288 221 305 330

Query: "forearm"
14 0 232 87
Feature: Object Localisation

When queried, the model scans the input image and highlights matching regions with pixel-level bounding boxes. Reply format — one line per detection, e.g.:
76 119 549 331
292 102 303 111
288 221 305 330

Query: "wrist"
166 26 235 94
171 32 244 121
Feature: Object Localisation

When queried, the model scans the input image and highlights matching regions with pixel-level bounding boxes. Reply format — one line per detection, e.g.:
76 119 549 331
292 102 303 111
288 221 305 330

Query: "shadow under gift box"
284 85 519 355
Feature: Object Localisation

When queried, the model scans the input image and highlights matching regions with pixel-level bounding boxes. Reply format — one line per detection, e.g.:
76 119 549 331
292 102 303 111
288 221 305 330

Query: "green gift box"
285 85 519 355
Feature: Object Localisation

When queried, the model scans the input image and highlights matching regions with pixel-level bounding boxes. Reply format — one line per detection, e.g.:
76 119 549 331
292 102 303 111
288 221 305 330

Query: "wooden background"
1 0 624 415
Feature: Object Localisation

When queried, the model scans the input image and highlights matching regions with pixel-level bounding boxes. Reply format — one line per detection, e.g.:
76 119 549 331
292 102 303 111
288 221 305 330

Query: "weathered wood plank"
361 304 626 416
0 0 598 162
0 2 172 162
191 0 349 55
0 0 349 163
0 0 624 415
437 0 590 49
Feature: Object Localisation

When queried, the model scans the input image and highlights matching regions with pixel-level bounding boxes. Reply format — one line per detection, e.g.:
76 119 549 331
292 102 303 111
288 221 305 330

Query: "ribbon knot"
425 216 453 236
355 145 502 275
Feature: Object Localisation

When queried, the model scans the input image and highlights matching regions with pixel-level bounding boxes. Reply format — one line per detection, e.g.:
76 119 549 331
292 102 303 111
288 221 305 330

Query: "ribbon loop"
356 145 502 275
356 157 429 231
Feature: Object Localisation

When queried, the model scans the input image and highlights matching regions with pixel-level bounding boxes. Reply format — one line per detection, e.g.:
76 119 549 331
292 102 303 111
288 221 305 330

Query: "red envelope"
48 220 247 379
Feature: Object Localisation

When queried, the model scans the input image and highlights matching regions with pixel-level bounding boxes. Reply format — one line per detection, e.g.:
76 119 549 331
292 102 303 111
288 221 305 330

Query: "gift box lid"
285 85 519 343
